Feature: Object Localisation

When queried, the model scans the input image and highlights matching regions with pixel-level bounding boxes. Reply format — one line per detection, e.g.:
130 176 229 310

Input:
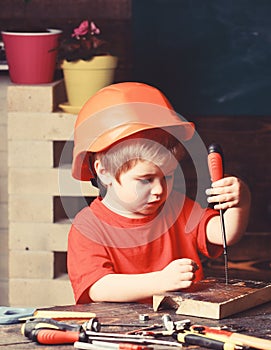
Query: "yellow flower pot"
60 56 118 113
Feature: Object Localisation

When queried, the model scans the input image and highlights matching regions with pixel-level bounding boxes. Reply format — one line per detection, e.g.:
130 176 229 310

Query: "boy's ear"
94 160 113 186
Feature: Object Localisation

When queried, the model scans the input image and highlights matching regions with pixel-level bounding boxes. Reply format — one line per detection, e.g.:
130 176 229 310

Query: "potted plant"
56 20 118 114
1 0 62 84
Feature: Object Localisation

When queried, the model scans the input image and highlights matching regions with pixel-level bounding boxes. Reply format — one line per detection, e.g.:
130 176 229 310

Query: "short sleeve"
67 225 114 304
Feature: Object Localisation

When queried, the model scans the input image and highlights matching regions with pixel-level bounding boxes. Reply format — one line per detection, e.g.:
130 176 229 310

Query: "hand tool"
74 341 181 350
162 315 252 349
22 317 179 347
22 317 164 346
77 340 153 350
191 324 271 350
27 328 87 344
161 314 191 333
84 331 182 348
22 317 86 345
177 331 251 350
125 324 163 335
207 143 229 284
84 317 162 333
22 317 81 337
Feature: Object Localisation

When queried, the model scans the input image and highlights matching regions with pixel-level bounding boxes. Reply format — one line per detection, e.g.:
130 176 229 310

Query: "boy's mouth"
145 200 162 209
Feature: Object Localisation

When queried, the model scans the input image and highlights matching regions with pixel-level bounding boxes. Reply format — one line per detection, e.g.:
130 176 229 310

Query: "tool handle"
230 333 271 350
207 143 224 182
191 325 271 350
31 329 80 344
22 317 80 337
177 332 234 350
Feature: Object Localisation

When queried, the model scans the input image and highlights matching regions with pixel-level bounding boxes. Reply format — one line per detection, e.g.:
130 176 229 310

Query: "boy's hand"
160 258 199 291
206 176 250 211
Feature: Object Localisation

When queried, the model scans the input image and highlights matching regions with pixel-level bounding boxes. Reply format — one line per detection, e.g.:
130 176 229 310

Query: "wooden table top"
1 301 271 349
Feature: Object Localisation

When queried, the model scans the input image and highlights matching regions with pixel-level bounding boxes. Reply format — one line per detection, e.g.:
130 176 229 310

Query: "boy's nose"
150 179 164 197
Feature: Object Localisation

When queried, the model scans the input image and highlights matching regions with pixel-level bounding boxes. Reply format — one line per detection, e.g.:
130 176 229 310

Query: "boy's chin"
138 202 164 215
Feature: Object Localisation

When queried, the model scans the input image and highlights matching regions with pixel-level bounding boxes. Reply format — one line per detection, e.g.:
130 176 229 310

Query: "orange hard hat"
72 82 195 180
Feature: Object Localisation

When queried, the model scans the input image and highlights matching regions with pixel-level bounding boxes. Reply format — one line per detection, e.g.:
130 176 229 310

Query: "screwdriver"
207 143 229 284
27 328 86 344
74 341 154 349
177 331 251 350
190 325 271 350
74 341 181 350
22 317 80 337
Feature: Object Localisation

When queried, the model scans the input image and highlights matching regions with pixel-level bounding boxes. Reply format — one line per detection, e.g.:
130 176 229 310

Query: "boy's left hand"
206 176 250 211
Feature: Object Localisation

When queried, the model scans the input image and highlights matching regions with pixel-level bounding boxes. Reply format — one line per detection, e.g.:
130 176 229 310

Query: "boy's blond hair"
93 128 185 183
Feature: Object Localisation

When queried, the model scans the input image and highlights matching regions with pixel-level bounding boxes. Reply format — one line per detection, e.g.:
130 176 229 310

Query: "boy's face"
103 158 178 218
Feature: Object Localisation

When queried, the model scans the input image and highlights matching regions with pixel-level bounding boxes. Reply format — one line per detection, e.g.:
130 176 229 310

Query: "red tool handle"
31 329 80 344
207 143 224 182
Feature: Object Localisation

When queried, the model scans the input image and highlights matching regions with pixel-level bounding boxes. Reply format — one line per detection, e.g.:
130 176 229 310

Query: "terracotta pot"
60 56 118 113
1 29 62 84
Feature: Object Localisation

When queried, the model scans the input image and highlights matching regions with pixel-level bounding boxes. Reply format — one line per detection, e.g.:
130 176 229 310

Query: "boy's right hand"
160 258 199 291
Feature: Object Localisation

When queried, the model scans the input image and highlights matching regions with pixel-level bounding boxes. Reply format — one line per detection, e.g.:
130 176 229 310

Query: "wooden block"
9 251 54 279
9 222 70 251
9 277 74 307
8 141 53 168
153 278 271 319
9 195 53 222
33 310 96 320
8 112 76 141
9 168 99 196
7 80 66 112
58 167 99 197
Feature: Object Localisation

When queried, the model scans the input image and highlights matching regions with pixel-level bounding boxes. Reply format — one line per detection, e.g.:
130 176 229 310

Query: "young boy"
67 82 251 304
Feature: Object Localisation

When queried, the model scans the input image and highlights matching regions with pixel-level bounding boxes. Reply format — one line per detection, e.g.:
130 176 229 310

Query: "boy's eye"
139 178 152 184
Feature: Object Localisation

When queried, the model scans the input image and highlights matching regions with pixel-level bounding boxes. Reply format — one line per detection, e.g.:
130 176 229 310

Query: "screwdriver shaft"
219 208 229 285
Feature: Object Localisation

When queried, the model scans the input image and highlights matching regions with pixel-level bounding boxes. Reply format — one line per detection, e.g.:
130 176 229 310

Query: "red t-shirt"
67 191 221 304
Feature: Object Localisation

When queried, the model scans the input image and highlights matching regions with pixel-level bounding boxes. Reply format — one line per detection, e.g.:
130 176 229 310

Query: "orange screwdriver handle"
30 329 82 344
207 143 224 182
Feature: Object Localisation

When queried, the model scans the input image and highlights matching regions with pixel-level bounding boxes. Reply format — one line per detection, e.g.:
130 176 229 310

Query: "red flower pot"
1 29 62 84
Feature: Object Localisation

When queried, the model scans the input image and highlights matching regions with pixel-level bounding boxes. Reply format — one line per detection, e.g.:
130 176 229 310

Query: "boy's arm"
89 258 198 302
205 176 251 246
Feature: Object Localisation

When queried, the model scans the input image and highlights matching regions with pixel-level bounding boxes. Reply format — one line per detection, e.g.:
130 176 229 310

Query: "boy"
67 82 251 304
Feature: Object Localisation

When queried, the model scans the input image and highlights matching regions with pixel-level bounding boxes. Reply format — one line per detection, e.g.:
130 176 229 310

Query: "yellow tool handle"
229 333 271 350
192 324 271 350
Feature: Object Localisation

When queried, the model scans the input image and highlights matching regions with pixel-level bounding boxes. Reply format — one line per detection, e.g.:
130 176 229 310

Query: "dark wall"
132 0 271 234
132 0 271 116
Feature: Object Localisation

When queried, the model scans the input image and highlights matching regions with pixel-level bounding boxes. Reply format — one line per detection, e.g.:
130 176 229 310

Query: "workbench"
1 301 271 349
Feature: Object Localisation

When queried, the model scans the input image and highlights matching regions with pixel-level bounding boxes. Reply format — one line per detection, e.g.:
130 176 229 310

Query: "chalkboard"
132 0 271 116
